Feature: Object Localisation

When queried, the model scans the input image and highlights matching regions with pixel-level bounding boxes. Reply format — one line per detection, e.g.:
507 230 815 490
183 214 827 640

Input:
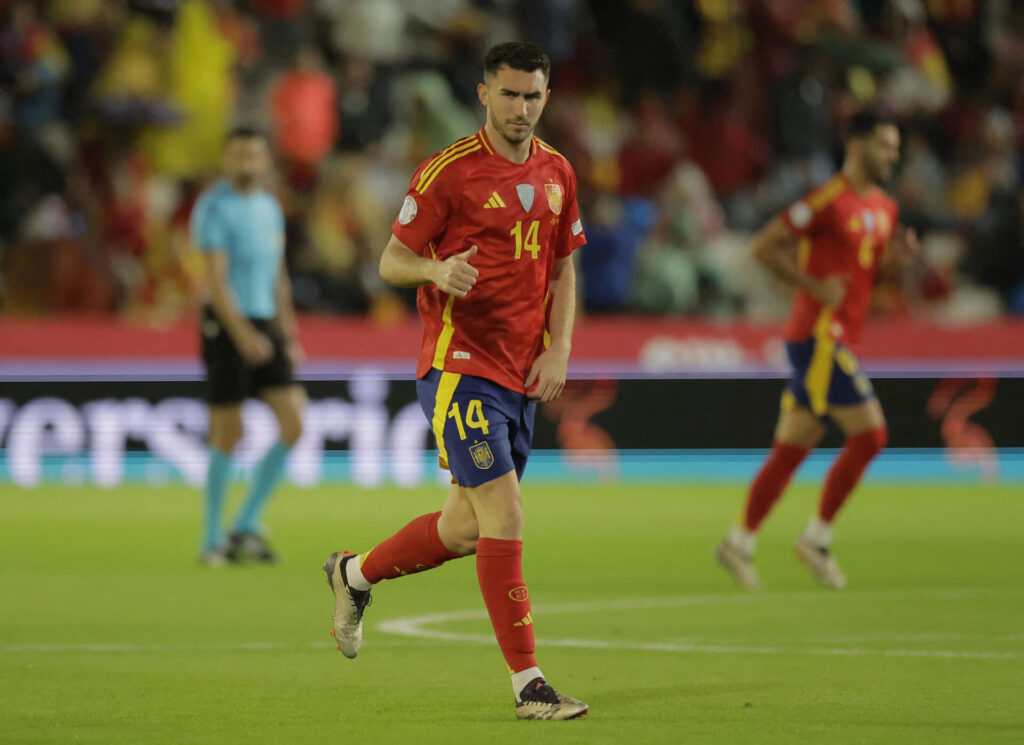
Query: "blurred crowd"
2 0 1024 324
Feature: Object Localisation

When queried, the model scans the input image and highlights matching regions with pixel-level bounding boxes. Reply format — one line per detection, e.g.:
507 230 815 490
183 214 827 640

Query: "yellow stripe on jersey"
416 136 476 191
797 236 811 270
431 372 461 470
492 191 506 207
541 291 552 350
416 142 481 194
534 137 567 161
805 308 836 416
432 293 456 369
478 131 494 154
807 176 846 213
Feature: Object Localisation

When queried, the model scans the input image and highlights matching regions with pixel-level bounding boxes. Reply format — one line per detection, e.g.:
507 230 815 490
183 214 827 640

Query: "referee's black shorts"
200 306 296 405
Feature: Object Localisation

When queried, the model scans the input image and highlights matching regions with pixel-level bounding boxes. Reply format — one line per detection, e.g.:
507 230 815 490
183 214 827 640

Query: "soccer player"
191 127 305 566
322 42 588 720
715 111 918 590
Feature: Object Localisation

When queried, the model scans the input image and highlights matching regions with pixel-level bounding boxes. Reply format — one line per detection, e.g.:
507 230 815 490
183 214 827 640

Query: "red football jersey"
391 127 586 393
780 174 899 349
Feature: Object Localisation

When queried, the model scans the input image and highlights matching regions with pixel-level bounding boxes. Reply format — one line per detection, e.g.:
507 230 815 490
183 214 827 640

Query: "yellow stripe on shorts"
431 372 461 470
805 308 836 416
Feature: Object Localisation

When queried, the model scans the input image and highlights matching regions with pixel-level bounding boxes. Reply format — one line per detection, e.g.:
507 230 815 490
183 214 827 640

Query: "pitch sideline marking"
376 589 1024 662
4 589 1021 660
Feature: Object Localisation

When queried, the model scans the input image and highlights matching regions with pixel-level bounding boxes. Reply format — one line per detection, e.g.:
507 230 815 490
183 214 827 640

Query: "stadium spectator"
269 44 337 190
1 0 1023 324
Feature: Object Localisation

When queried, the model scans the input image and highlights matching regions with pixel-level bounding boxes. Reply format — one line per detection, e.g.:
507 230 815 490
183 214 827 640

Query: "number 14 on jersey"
510 220 541 260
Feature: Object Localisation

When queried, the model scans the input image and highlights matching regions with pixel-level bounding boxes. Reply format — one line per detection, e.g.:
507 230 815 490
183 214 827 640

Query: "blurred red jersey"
780 174 898 350
392 128 586 393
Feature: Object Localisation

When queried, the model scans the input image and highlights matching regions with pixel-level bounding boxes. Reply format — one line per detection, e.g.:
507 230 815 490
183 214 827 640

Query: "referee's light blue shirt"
190 178 286 319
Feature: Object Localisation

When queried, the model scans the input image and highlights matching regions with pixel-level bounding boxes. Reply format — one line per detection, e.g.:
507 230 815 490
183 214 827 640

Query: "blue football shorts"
416 368 536 487
783 337 876 418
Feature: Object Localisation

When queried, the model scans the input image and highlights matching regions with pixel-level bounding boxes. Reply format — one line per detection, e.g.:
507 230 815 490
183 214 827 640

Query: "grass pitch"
2 478 1022 744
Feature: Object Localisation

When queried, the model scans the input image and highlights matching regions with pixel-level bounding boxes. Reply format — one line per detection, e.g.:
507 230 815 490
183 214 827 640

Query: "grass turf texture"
2 481 1022 744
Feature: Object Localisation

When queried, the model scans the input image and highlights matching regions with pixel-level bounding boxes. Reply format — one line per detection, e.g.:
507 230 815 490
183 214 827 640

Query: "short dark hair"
484 41 551 81
225 126 265 143
845 110 896 141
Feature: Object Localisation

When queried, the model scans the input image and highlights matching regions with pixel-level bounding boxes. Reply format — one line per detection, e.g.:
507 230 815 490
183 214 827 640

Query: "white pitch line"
375 589 1024 662
5 589 1020 659
0 639 427 654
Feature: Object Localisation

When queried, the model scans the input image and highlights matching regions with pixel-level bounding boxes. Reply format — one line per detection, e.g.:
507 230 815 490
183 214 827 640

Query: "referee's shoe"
227 532 277 563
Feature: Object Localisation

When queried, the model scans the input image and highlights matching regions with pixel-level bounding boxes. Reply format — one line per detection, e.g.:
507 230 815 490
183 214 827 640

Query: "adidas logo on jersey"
483 192 507 209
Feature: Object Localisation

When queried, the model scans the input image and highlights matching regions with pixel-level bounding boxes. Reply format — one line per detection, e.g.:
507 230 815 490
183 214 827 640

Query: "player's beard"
493 111 533 145
231 172 259 191
864 155 892 186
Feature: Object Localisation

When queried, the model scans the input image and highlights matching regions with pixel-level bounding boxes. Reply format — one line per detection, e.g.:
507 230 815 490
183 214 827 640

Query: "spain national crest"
544 183 563 215
469 441 495 470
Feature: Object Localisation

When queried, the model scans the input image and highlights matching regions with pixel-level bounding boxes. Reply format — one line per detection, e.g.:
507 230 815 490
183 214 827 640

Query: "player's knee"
210 423 242 453
438 514 479 556
849 426 887 457
447 533 479 557
280 418 303 447
478 496 523 539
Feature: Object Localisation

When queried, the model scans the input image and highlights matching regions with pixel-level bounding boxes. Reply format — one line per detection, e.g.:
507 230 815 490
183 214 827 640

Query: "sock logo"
508 586 529 601
513 611 533 627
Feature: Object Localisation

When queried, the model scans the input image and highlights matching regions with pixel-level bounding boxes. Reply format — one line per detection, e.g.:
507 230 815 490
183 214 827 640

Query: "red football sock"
476 537 537 673
359 511 460 584
743 441 811 531
818 427 888 522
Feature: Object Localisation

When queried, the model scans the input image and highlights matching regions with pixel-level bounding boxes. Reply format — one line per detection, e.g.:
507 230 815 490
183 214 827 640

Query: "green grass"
2 480 1022 744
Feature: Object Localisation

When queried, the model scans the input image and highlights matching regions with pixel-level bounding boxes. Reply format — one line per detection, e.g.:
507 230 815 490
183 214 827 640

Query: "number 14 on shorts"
449 399 490 440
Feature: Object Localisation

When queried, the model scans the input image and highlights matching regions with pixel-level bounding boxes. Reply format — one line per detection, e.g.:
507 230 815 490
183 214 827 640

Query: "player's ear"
477 82 489 107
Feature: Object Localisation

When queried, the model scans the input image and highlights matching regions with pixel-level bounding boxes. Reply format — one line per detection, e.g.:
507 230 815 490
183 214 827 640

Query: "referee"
190 127 305 566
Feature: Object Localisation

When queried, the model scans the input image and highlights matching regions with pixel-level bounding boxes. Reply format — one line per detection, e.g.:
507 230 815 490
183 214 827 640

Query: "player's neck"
228 176 258 194
840 163 874 194
484 120 532 164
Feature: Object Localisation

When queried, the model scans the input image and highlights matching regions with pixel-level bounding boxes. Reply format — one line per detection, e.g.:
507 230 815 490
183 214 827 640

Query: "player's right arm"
203 252 273 364
379 234 479 298
753 216 846 308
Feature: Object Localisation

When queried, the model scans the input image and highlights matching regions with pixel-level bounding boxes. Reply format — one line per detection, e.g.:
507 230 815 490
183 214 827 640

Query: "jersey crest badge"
544 183 563 215
516 184 535 212
469 441 494 470
862 208 875 232
876 209 892 237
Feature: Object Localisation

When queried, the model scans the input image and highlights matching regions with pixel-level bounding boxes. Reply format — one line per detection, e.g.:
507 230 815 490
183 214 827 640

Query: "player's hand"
432 245 479 298
890 225 921 265
285 339 305 367
237 328 274 365
814 275 847 308
525 346 570 402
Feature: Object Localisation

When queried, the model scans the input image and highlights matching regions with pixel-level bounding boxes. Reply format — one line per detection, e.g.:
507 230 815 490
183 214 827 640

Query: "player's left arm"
275 259 304 366
525 254 576 402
